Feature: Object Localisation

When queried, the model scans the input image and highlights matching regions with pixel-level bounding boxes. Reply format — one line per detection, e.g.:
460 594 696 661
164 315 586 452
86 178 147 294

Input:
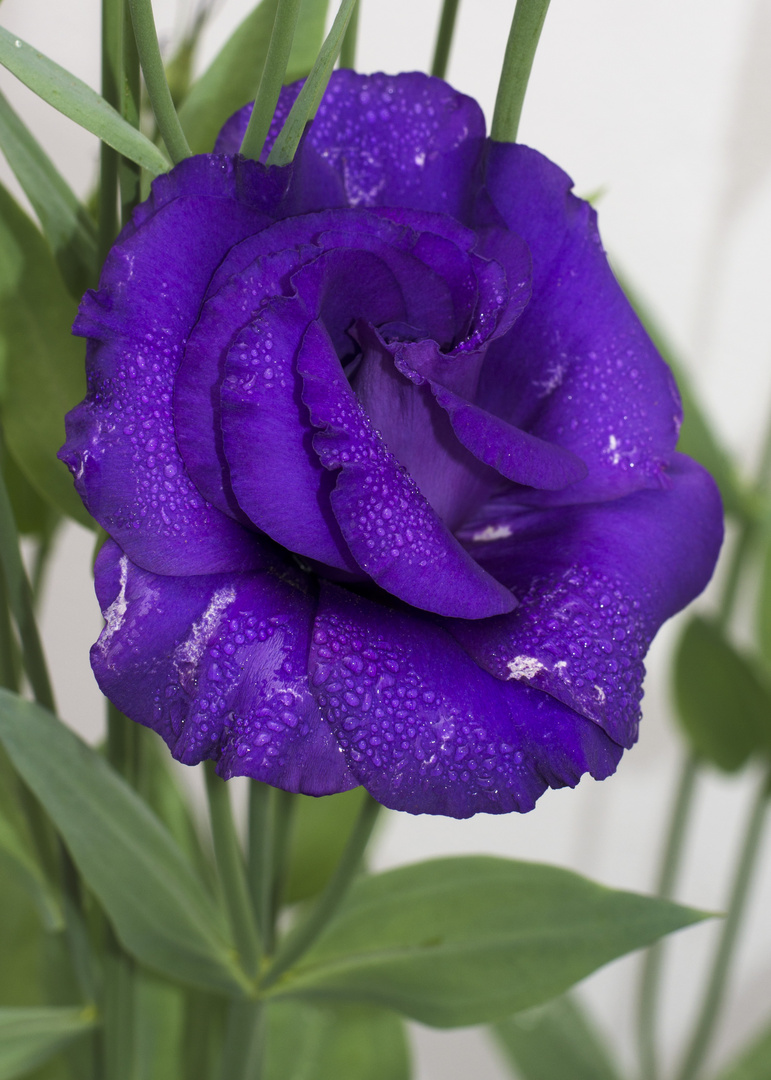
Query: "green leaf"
492 995 622 1080
674 616 771 771
0 1006 95 1080
265 1000 410 1080
617 272 747 520
0 86 96 297
270 856 708 1027
268 0 358 167
1 449 58 540
284 788 368 905
0 182 92 528
0 809 62 931
0 27 169 176
0 690 252 996
179 0 329 154
714 1018 771 1080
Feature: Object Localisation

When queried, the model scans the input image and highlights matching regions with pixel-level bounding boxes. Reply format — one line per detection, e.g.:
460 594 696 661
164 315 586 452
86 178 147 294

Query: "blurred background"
1 1 770 1076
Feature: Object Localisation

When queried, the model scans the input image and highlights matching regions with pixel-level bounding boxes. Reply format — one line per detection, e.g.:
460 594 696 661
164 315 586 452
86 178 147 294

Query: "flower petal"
309 583 622 817
451 455 723 747
299 320 517 618
218 71 486 219
92 540 356 794
479 143 681 503
59 156 285 575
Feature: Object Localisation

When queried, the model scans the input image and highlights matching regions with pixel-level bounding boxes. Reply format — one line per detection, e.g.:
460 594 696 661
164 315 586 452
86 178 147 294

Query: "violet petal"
451 455 723 747
92 540 356 794
309 582 623 817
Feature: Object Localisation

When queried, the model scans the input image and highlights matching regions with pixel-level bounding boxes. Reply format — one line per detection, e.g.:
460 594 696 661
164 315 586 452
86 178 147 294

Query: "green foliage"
675 616 771 771
271 856 708 1027
714 1017 771 1080
0 1007 95 1080
0 182 92 528
1 450 58 541
492 994 622 1080
265 1000 410 1080
0 690 251 997
268 0 359 166
179 0 330 154
756 536 771 671
284 787 368 905
0 87 96 297
0 27 169 175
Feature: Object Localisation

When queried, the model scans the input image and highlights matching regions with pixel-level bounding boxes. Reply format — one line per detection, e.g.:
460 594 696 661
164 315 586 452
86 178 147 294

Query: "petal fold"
309 583 622 817
452 455 723 746
92 540 356 794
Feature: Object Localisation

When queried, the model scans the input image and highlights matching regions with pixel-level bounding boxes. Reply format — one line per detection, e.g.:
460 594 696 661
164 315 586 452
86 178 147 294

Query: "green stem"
339 0 360 70
248 781 274 950
221 998 266 1080
0 454 54 711
0 567 19 691
675 769 770 1080
270 789 296 920
204 762 261 978
102 928 136 1080
127 0 191 163
239 0 301 162
491 0 551 143
431 0 460 80
120 0 142 223
637 753 699 1080
98 0 122 263
267 0 359 167
261 793 380 989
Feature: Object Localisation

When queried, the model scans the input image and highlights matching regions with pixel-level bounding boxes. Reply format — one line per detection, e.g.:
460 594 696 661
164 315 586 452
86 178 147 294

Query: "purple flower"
60 72 722 817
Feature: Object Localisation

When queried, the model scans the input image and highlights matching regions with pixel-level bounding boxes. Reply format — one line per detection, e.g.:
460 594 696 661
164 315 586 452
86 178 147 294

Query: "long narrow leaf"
0 1006 95 1080
179 0 329 154
0 182 93 528
268 0 358 166
0 690 252 997
0 27 169 175
0 86 96 296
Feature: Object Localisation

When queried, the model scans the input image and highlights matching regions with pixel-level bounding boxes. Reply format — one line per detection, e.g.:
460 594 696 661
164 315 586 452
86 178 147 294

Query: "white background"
2 1 771 1076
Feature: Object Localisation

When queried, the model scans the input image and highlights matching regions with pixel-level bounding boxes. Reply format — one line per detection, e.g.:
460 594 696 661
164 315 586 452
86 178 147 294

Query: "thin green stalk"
120 0 142 223
248 781 274 950
0 568 19 690
675 769 770 1080
99 0 122 263
0 457 54 711
221 998 266 1080
339 0 360 70
637 753 699 1080
267 0 359 167
102 929 136 1080
204 762 261 978
247 785 294 959
261 793 380 989
431 0 460 80
127 0 191 163
491 0 551 143
270 788 296 919
239 0 302 162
